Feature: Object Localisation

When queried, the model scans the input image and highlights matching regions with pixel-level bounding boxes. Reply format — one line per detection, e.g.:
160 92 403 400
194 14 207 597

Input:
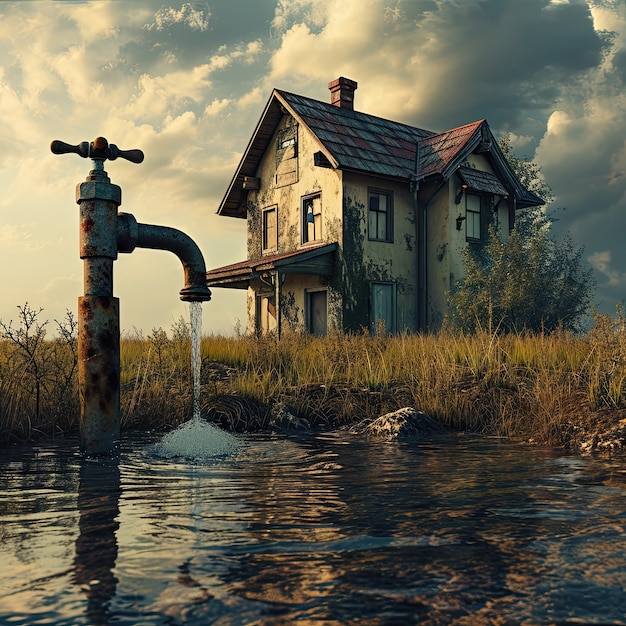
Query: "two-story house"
206 77 543 336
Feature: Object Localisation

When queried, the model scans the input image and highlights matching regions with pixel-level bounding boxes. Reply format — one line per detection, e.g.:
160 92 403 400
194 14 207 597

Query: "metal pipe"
52 136 212 456
117 213 212 302
74 156 121 455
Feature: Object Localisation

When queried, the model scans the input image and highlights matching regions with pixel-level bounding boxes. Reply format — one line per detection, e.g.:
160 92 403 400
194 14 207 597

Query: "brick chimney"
328 77 358 110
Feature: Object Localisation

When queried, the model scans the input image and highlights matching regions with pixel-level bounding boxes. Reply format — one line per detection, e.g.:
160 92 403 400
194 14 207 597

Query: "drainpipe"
51 137 211 456
275 269 282 338
412 169 446 332
411 174 423 331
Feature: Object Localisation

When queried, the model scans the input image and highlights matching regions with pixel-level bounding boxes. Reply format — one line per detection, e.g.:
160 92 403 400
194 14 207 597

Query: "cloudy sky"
1 0 624 335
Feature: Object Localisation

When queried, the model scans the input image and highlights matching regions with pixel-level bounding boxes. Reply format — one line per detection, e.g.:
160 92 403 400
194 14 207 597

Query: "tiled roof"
418 121 485 179
458 165 508 196
218 87 543 217
278 91 434 180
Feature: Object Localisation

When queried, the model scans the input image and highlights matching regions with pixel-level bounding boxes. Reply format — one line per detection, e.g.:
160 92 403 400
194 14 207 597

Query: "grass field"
2 305 626 451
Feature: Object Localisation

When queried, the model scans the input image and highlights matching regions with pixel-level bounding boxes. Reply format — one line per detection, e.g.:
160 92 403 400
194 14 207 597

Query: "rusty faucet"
51 137 212 455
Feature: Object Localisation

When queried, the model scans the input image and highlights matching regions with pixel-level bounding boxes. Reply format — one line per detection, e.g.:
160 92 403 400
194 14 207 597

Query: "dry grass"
2 307 626 450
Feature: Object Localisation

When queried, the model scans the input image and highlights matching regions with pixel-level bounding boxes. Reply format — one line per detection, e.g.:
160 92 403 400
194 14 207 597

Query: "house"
206 77 543 336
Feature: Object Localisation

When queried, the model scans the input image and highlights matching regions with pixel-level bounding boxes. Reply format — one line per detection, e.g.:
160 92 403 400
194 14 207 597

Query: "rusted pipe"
75 157 122 455
52 136 212 456
117 213 212 302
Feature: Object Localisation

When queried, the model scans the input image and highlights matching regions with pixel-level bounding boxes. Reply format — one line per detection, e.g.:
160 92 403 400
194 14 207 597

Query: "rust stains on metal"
78 295 120 455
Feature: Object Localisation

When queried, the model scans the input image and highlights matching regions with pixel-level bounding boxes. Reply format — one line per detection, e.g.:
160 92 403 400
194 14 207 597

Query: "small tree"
0 303 50 422
449 137 595 334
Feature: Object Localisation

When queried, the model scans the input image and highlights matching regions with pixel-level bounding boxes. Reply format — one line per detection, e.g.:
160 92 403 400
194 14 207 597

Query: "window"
307 290 327 336
370 282 396 334
275 124 298 187
279 136 295 149
276 126 297 154
465 193 482 241
302 194 322 243
262 206 277 252
368 189 393 242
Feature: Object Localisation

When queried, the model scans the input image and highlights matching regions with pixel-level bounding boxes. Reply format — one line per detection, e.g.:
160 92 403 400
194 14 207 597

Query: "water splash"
154 301 240 460
155 417 239 460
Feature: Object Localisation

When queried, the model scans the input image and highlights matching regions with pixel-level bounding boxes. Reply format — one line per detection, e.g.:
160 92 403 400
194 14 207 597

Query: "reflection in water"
73 458 121 626
2 433 626 625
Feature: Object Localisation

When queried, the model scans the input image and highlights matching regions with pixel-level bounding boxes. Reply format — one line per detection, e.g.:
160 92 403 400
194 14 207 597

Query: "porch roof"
206 242 339 290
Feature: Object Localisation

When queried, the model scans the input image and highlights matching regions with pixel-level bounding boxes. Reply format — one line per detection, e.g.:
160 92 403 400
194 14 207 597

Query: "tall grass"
2 304 626 448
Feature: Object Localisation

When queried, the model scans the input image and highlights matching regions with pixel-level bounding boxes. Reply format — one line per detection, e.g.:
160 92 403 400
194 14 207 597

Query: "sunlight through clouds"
0 0 624 332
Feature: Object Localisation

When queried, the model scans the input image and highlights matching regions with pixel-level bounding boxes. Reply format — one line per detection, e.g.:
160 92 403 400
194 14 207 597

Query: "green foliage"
449 136 595 334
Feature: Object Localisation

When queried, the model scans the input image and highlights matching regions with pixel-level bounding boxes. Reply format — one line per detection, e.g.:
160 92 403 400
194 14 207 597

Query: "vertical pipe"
76 162 121 455
275 269 281 338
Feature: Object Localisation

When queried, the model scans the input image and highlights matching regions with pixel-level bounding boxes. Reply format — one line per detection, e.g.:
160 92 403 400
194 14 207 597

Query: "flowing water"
2 430 626 625
189 301 203 421
152 302 240 461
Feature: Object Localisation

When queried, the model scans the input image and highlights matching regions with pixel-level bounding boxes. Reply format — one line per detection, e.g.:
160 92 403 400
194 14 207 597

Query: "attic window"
276 126 298 162
276 124 299 187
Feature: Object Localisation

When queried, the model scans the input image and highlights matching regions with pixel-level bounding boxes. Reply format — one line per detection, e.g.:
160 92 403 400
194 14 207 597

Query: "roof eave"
216 90 285 218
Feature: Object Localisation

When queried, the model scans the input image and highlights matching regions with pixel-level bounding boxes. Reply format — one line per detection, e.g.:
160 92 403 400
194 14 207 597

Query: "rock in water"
268 402 310 432
350 407 443 440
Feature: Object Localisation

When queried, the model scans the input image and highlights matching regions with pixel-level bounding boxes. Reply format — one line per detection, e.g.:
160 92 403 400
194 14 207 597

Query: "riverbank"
2 312 626 454
198 360 626 455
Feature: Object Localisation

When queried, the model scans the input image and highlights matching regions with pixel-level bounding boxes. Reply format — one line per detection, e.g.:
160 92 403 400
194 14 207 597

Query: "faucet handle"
107 143 144 164
50 139 90 158
50 137 144 164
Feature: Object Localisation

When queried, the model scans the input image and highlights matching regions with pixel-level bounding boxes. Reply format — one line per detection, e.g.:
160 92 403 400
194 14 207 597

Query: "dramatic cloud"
0 0 624 333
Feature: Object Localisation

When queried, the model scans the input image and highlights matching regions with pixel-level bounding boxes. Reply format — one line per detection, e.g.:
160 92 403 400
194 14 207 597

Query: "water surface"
1 429 626 625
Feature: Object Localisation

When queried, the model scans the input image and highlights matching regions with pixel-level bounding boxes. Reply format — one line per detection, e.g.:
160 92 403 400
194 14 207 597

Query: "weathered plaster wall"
247 113 343 259
427 154 513 329
243 113 344 333
340 171 418 332
425 179 455 329
278 274 341 333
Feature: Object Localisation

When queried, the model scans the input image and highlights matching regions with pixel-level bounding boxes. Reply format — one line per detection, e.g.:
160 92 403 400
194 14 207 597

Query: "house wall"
243 113 344 334
341 171 418 333
239 116 515 335
425 179 455 329
427 153 513 329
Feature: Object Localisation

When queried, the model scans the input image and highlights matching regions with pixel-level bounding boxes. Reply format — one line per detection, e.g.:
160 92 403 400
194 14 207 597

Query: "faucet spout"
117 212 212 302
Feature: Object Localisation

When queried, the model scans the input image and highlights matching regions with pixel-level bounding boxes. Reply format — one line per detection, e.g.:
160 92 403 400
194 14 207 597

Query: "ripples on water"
1 428 626 625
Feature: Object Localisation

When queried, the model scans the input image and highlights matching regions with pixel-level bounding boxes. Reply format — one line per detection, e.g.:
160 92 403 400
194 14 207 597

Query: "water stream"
154 301 239 460
2 432 626 625
189 301 202 421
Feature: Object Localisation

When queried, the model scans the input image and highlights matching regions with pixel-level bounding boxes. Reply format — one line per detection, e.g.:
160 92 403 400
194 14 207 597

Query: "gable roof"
218 87 543 218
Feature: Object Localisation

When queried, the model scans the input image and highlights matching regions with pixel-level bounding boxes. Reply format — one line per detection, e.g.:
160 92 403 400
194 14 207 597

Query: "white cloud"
66 1 122 41
204 98 231 117
122 65 213 121
146 3 212 32
588 251 623 287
